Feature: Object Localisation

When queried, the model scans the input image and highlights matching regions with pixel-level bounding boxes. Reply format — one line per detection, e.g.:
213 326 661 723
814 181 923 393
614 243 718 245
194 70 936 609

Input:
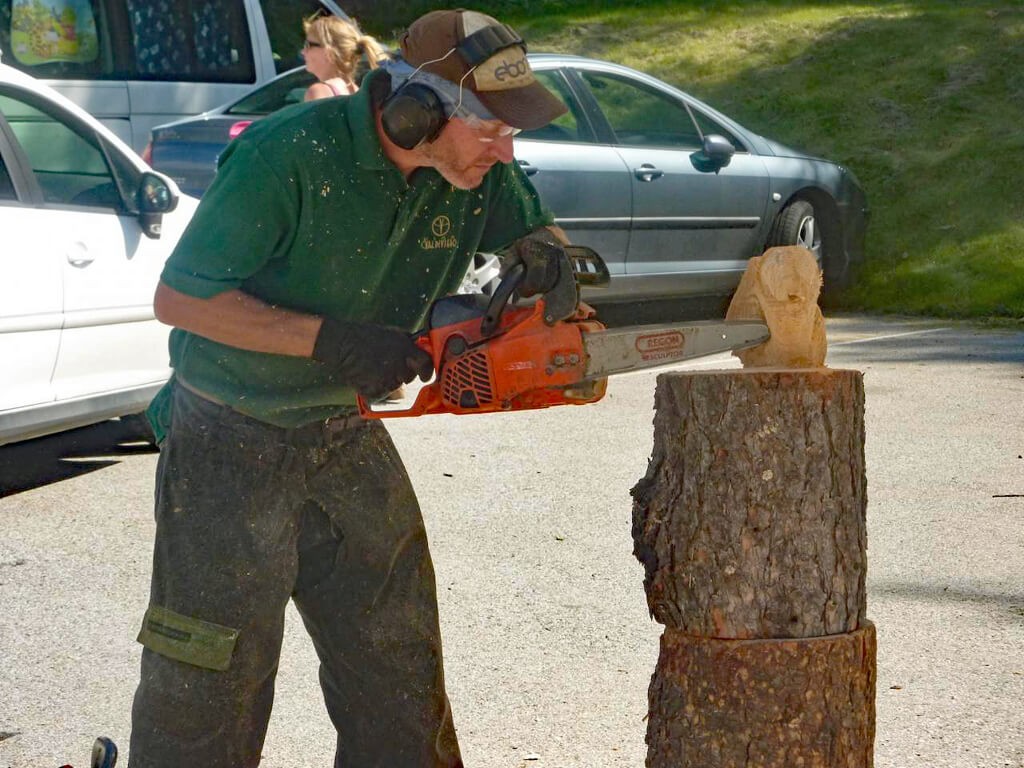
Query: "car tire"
116 413 157 446
768 199 820 262
767 199 848 296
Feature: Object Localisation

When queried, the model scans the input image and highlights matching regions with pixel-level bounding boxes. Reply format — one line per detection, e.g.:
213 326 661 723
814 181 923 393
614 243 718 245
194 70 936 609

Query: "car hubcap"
459 251 502 295
797 214 822 267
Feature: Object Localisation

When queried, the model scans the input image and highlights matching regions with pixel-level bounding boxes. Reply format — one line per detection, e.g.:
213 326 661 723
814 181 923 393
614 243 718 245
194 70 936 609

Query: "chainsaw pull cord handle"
480 262 525 337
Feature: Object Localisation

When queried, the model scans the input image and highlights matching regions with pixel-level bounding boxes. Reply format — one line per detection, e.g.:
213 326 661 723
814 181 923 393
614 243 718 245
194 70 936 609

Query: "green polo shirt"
151 71 553 432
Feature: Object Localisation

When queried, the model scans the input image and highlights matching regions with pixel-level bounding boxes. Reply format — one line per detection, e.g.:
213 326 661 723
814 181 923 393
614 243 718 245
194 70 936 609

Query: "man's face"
419 116 516 190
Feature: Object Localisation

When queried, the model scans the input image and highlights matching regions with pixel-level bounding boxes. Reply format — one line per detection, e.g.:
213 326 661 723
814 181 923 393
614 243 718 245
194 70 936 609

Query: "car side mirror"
691 134 736 174
137 172 179 239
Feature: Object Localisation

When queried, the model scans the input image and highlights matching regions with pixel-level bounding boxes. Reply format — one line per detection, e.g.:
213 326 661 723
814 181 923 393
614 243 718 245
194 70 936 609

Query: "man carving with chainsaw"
129 9 572 768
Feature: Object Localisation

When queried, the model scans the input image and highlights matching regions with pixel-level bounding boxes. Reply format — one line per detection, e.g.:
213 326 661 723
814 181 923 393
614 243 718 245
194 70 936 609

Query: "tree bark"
632 369 867 638
631 369 874 767
647 624 876 768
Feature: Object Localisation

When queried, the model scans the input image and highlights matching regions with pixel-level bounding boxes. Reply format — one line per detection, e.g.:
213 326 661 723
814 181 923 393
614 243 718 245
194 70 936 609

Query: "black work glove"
500 230 566 298
312 318 434 400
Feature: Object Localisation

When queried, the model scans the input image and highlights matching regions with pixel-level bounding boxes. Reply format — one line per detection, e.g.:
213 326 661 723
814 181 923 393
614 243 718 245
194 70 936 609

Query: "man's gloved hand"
500 230 566 298
312 318 433 400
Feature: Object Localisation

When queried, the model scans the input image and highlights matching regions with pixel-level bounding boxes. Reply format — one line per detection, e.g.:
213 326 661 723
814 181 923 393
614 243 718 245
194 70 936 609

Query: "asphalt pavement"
1 313 1022 768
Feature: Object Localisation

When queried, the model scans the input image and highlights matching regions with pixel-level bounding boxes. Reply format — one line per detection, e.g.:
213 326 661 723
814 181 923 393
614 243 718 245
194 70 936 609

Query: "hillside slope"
368 1 1023 319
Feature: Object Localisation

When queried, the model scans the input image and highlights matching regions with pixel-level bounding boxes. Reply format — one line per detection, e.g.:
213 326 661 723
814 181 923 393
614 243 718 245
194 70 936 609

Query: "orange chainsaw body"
359 298 608 418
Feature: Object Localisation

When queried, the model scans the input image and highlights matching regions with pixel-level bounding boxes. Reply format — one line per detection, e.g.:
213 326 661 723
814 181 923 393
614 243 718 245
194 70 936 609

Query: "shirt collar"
346 69 457 193
346 69 392 173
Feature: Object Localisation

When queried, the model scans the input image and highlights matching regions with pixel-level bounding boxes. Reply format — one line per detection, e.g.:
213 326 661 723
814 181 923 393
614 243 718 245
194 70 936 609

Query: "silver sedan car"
147 54 868 302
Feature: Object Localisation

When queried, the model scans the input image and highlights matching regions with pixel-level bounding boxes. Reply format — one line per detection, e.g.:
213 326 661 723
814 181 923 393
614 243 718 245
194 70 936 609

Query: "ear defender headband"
381 23 524 150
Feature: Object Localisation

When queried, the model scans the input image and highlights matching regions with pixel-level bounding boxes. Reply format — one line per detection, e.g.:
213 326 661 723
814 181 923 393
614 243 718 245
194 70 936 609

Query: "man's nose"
490 133 515 163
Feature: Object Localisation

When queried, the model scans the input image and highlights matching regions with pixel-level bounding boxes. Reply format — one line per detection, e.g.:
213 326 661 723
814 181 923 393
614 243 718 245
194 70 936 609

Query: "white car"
0 63 197 447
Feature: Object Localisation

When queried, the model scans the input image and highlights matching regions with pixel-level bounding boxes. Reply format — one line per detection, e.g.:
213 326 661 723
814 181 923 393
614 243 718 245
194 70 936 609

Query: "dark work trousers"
129 383 463 768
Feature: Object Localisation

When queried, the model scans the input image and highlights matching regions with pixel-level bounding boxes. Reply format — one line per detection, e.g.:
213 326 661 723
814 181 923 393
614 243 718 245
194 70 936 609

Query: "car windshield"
226 69 315 115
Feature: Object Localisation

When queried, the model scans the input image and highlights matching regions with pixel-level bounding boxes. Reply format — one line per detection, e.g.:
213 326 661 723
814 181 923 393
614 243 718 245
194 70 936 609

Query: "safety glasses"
450 104 521 143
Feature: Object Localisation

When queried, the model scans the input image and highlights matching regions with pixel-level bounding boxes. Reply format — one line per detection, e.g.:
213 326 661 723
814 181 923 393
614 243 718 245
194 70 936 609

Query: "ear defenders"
380 81 447 150
380 23 524 150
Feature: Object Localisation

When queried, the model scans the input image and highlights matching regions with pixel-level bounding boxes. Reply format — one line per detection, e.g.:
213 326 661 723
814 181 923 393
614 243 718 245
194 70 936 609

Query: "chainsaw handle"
356 334 439 419
479 249 578 336
480 262 525 336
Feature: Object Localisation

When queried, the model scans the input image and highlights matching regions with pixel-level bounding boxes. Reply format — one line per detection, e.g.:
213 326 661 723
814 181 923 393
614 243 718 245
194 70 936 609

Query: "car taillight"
141 141 153 165
229 120 253 139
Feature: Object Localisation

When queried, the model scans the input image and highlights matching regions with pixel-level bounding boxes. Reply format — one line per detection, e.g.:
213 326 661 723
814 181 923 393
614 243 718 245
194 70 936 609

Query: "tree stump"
631 369 875 767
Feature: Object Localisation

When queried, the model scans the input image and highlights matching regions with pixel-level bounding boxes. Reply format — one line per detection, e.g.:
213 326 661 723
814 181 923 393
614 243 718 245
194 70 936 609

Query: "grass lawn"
367 1 1023 320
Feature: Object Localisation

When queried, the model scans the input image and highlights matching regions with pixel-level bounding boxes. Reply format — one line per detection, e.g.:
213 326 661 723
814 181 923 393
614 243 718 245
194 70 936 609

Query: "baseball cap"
399 9 567 130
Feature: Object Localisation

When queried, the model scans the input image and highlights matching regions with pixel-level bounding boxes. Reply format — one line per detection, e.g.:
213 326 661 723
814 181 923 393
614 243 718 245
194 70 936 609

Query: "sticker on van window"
10 0 98 65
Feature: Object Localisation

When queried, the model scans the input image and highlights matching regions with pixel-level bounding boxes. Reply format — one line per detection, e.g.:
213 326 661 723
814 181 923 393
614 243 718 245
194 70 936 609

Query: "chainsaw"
357 246 768 418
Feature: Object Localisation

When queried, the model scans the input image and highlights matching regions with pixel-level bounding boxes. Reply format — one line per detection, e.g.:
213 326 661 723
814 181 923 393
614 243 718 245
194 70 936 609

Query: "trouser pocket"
137 604 240 672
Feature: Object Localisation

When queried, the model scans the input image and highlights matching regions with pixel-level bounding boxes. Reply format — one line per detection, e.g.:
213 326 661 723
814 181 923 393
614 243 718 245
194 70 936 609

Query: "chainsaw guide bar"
581 321 770 379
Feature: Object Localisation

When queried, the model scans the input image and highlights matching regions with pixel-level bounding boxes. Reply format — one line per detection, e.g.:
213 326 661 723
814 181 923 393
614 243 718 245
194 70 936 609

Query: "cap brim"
477 80 568 131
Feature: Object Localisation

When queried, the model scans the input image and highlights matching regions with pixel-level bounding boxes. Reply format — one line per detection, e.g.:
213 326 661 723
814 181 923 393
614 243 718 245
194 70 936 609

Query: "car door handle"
634 164 664 182
517 160 539 176
66 242 95 268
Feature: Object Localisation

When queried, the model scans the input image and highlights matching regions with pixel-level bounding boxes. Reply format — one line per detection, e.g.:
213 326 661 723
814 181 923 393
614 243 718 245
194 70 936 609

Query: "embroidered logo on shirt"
431 216 452 237
420 215 457 250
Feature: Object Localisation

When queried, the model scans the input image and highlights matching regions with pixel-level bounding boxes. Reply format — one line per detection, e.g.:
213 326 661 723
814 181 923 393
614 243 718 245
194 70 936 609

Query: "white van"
0 0 350 154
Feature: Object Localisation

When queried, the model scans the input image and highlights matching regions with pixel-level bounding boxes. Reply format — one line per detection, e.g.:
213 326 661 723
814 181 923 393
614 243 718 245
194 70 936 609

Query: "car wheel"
116 413 157 445
459 251 502 295
768 199 821 266
767 199 849 296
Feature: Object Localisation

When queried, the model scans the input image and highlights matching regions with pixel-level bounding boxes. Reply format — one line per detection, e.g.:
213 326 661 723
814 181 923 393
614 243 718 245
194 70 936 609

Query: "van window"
259 0 336 74
8 0 100 67
1 0 256 83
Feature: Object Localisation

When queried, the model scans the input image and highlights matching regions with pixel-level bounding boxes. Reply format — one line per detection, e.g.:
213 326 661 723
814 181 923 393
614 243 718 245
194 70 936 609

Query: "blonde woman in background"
301 14 387 101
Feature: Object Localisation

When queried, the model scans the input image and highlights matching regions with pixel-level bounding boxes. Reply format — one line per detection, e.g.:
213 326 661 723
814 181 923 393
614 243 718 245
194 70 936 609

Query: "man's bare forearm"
153 282 322 357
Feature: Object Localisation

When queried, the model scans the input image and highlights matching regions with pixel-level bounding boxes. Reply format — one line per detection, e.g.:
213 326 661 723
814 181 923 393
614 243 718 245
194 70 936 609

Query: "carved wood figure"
725 245 827 368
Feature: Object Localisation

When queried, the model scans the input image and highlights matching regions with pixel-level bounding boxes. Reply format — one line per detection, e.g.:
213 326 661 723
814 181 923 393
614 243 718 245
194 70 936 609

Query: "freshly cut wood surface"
726 246 827 368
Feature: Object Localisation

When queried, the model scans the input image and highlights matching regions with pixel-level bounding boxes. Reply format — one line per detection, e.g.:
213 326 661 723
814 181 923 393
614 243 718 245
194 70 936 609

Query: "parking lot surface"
1 314 1022 767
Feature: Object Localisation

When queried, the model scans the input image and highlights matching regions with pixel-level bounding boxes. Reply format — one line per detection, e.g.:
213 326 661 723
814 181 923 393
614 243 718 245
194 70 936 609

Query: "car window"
260 0 336 74
125 0 254 82
690 108 746 152
0 152 15 199
1 0 256 82
1 0 105 78
227 68 315 114
580 70 704 150
0 89 122 208
517 69 588 143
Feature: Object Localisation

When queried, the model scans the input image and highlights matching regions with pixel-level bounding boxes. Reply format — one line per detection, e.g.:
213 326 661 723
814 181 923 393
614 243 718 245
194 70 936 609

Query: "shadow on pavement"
827 318 1024 366
869 579 1024 626
0 419 158 498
